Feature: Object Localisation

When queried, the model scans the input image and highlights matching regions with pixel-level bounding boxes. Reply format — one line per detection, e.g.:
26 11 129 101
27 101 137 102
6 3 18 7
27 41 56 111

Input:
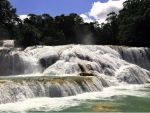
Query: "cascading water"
0 41 43 75
0 40 150 112
110 45 150 71
0 76 104 104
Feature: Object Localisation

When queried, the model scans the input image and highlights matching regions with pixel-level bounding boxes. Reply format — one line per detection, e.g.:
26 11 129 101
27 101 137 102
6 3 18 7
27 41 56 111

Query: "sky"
9 0 126 24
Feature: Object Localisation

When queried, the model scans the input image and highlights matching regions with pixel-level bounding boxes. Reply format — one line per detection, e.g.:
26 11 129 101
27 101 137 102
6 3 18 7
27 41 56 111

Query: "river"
0 41 150 112
0 83 150 112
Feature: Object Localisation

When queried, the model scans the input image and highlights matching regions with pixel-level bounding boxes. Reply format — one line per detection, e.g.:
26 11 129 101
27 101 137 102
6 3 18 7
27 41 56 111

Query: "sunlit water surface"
0 84 150 113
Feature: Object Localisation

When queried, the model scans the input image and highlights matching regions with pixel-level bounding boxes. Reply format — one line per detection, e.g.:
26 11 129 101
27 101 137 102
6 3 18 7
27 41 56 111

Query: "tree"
0 0 19 40
19 24 41 47
117 0 150 47
106 12 118 44
41 13 56 43
95 12 118 45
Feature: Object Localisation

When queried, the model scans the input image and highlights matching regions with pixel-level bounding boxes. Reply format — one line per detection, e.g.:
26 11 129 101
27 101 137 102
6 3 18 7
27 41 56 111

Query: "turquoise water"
0 84 150 113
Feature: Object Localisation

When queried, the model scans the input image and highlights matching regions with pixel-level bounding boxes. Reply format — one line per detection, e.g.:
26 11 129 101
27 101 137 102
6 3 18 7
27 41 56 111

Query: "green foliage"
117 0 150 47
0 0 19 40
1 0 150 47
96 12 118 45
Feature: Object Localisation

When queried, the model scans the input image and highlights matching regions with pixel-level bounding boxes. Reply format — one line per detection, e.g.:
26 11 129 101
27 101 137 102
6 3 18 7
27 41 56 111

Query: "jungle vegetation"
0 0 150 47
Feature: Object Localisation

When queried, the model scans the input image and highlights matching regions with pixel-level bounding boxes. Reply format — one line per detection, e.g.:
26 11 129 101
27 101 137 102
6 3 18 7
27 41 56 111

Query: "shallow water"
0 84 150 113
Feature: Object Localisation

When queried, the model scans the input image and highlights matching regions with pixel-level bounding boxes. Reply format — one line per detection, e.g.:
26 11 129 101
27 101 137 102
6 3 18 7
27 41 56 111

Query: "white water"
1 43 150 84
110 46 150 71
0 84 149 112
0 40 14 47
0 41 150 111
0 48 43 75
0 75 104 104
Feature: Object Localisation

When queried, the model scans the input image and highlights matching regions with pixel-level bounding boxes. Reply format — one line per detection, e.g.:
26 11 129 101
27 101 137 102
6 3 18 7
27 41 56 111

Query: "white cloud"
97 19 107 24
80 14 93 23
81 0 126 24
19 15 28 20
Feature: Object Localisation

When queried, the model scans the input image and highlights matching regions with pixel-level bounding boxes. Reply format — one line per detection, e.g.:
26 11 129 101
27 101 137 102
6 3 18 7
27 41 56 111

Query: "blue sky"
9 0 125 23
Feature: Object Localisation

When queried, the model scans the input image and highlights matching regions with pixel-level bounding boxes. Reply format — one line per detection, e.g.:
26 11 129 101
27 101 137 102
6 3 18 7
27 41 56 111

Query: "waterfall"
0 40 14 47
0 47 43 76
0 40 150 105
0 76 103 104
110 46 150 71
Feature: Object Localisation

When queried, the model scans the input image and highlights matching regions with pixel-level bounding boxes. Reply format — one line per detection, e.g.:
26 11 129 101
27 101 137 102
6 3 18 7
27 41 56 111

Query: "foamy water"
1 44 150 112
0 84 149 112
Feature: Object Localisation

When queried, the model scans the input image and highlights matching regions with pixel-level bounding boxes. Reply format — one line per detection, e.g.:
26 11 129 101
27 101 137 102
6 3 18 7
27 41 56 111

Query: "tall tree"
106 11 118 44
0 0 19 40
117 0 150 47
